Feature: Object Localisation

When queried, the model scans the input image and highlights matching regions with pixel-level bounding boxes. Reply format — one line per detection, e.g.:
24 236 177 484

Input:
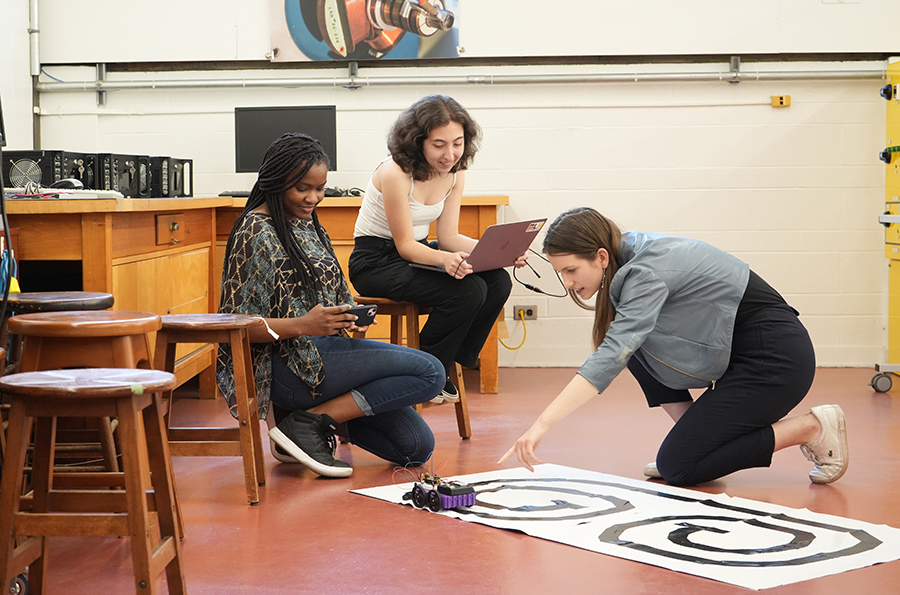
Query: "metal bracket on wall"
729 56 741 84
97 63 107 106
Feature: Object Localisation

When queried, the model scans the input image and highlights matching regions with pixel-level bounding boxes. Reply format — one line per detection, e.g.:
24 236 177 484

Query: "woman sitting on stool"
218 132 444 478
350 95 527 402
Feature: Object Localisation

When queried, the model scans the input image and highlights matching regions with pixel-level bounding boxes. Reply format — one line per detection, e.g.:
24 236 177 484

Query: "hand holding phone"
347 304 378 327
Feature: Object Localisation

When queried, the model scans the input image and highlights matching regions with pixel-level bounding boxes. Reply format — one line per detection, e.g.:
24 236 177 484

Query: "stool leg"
0 401 43 592
404 308 420 350
240 330 267 487
116 395 161 595
98 417 120 473
391 314 403 346
230 329 261 505
451 363 472 439
28 416 57 593
142 393 187 595
154 332 186 538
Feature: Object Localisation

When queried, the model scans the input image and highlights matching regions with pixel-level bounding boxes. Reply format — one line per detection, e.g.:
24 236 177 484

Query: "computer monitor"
234 105 337 173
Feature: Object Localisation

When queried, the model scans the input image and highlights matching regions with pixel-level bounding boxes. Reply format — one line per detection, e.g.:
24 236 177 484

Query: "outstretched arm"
497 373 600 471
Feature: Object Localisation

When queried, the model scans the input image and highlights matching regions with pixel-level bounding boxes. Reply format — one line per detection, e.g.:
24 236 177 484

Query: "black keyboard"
219 190 251 197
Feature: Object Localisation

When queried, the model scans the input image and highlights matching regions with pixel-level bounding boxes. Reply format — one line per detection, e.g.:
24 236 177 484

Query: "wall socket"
513 305 537 320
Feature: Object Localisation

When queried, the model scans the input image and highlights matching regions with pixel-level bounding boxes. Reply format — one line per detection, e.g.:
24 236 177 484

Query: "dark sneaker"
437 377 459 404
269 438 301 464
268 410 353 478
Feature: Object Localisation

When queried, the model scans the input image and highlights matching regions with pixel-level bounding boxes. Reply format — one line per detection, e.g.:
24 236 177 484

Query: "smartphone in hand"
347 304 378 327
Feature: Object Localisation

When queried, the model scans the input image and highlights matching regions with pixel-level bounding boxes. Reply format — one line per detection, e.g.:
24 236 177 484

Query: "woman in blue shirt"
500 207 848 487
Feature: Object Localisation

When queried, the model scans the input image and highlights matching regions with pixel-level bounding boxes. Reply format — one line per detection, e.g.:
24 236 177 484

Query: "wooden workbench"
7 194 508 395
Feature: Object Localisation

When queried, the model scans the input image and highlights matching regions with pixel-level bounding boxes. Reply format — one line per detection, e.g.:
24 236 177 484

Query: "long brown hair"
542 207 623 350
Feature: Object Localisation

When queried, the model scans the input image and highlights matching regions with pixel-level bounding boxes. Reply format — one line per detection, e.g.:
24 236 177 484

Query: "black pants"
349 236 512 375
626 304 816 486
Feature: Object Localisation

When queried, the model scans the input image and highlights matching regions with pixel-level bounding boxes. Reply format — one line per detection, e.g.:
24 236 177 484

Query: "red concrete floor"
37 367 900 594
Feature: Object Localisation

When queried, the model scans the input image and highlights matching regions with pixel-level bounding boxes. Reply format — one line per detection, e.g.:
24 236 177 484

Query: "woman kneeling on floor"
218 132 445 478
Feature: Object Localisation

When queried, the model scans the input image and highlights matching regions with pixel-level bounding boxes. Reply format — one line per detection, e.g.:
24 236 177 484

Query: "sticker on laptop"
526 221 545 232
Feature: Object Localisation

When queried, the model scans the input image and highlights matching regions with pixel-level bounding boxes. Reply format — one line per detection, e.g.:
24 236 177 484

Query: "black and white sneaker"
268 410 353 478
269 438 301 464
438 377 459 403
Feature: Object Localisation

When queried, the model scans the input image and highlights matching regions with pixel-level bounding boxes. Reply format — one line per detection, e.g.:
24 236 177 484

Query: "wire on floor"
500 309 528 350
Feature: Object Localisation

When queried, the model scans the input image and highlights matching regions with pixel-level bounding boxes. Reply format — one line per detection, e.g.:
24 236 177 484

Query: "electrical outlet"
513 305 537 320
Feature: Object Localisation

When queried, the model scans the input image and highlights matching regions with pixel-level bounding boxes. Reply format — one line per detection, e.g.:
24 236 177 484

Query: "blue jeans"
270 335 443 466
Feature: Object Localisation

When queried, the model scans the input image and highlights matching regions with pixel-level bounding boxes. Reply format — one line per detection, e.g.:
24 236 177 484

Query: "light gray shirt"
577 231 750 394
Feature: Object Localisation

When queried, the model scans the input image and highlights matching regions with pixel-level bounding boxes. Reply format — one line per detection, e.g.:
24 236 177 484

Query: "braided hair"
224 132 334 305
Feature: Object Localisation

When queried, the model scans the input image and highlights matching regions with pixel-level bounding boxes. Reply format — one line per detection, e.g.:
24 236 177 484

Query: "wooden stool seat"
353 296 472 439
4 310 160 477
7 291 115 314
154 313 266 506
7 310 160 337
2 292 116 376
0 368 186 595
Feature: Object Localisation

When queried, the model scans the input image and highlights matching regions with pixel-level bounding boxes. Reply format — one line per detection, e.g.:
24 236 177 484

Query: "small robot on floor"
403 472 476 512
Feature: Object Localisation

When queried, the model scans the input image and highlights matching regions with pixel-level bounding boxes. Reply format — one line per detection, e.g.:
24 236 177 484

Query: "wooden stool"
353 296 471 439
6 310 161 474
2 291 115 375
154 313 266 505
0 368 186 595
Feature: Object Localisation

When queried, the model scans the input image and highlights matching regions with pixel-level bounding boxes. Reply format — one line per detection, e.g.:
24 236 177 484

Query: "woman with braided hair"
218 132 444 478
499 207 850 487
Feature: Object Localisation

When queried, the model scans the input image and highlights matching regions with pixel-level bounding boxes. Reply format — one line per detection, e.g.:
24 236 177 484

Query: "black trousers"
625 304 816 486
349 236 512 375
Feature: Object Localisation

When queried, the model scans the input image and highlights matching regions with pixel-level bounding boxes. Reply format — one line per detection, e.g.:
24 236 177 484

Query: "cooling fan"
8 158 43 187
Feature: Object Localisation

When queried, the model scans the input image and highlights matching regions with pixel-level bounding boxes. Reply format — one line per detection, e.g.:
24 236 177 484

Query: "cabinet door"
113 246 210 359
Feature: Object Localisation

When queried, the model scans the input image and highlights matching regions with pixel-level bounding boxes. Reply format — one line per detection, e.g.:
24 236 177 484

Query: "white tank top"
353 161 456 242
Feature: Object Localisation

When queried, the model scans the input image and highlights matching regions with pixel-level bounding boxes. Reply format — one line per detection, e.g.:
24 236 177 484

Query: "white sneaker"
643 462 662 479
800 404 849 484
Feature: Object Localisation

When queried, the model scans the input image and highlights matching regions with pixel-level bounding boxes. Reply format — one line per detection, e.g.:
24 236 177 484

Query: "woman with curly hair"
350 95 525 402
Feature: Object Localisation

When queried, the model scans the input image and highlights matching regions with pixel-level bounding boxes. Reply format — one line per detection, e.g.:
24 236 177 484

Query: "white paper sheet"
352 464 900 590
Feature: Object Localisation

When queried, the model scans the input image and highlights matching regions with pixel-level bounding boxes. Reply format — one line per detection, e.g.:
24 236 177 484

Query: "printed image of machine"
403 472 475 512
282 0 458 61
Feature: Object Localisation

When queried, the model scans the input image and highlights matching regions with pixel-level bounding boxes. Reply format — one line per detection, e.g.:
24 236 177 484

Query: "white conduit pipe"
28 0 40 77
34 68 885 93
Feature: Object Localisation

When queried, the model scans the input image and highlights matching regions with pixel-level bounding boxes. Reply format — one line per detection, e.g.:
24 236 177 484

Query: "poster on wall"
270 0 460 62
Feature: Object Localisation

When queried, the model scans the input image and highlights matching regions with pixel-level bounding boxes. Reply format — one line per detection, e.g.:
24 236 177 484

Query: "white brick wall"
20 63 890 369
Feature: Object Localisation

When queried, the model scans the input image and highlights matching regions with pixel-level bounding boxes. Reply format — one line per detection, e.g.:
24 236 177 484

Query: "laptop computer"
409 218 547 273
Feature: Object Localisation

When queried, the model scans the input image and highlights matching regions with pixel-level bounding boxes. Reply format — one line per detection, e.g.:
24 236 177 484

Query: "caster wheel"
411 485 426 509
871 373 892 393
9 573 27 595
427 489 443 513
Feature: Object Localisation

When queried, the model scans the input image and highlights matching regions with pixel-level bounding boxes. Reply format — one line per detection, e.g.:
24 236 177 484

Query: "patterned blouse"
217 212 353 420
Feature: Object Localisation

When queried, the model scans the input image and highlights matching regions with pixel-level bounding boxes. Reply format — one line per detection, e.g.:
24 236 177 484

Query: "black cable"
512 248 568 298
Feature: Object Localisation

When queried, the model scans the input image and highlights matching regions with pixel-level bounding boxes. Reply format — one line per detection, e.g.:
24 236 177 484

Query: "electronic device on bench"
409 218 547 273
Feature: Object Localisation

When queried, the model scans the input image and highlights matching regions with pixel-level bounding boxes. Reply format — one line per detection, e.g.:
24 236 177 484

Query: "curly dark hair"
387 94 482 182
